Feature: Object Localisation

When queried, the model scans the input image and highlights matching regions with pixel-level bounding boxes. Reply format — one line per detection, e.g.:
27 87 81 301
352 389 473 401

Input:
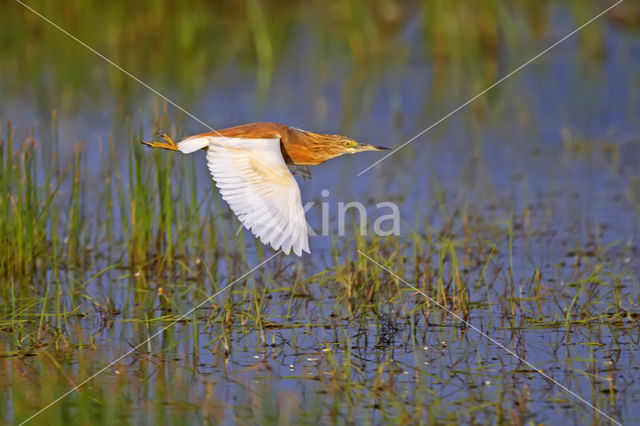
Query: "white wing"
177 136 310 256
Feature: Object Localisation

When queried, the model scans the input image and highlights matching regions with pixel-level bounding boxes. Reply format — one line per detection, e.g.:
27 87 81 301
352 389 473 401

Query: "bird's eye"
343 140 357 148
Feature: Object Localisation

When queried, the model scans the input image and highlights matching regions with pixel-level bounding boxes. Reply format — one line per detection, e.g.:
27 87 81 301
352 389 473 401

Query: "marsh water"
1 1 640 424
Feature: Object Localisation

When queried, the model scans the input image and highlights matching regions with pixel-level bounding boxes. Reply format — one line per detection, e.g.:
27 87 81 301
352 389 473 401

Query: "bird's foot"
141 132 179 151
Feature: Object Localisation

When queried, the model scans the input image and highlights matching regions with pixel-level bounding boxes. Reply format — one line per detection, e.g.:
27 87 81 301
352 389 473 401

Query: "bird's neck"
281 129 333 166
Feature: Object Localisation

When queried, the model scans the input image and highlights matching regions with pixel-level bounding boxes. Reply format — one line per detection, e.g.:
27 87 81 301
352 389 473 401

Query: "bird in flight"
142 122 388 256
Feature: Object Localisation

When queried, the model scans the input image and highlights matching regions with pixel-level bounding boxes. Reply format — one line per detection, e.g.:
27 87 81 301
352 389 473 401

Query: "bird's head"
311 134 390 163
288 127 390 165
335 136 390 155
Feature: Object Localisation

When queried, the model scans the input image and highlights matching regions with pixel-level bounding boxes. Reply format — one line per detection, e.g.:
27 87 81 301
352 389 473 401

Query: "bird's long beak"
356 143 390 152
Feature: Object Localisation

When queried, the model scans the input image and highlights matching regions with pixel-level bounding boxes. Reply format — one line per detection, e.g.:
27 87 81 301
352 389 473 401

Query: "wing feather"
182 136 310 256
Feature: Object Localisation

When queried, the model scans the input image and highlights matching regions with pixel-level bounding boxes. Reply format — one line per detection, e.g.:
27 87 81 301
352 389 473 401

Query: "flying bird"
142 122 388 256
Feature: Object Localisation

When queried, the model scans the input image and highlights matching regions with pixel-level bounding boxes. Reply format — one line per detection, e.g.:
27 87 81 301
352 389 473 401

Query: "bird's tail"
176 135 209 154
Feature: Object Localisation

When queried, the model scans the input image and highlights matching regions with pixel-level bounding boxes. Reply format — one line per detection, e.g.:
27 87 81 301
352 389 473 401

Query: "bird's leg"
141 132 179 151
288 165 312 181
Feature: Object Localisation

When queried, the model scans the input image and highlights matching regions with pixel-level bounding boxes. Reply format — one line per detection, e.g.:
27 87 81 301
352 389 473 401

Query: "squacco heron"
142 122 388 256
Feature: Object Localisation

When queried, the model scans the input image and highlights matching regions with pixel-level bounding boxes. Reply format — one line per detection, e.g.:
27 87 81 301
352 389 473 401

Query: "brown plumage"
181 122 388 165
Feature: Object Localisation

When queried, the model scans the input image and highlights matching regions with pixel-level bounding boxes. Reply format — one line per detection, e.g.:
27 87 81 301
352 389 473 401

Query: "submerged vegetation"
1 0 640 424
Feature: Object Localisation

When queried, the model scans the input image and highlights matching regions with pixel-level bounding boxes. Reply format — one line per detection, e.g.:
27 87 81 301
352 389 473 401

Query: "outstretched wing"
177 136 310 256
